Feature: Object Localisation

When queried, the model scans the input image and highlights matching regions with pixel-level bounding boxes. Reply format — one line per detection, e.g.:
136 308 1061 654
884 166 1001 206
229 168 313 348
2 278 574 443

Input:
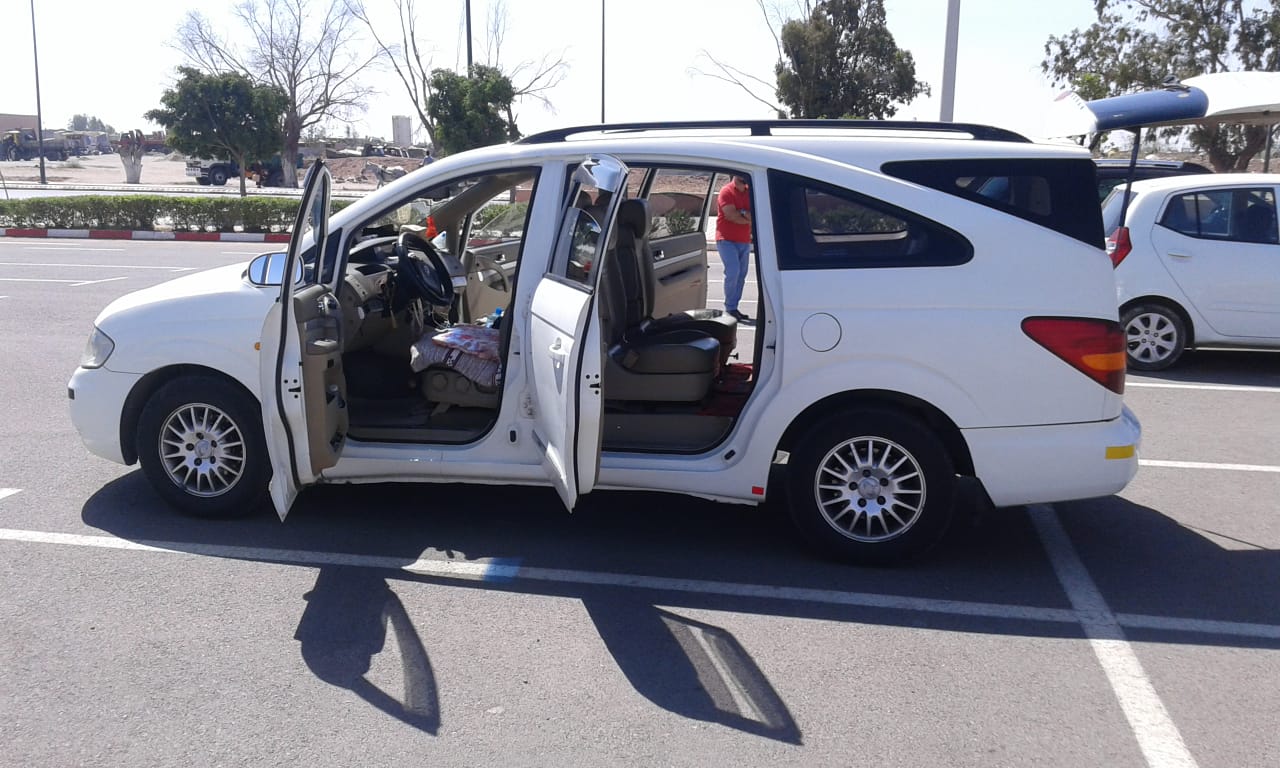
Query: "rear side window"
883 158 1104 249
1158 188 1278 244
769 170 972 270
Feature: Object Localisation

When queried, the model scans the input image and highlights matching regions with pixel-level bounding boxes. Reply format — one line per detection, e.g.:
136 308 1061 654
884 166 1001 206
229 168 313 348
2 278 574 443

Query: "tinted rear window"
883 158 1104 249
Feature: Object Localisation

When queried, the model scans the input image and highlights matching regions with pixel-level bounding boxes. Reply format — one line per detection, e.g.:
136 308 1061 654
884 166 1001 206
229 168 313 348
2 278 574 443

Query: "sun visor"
1042 72 1280 137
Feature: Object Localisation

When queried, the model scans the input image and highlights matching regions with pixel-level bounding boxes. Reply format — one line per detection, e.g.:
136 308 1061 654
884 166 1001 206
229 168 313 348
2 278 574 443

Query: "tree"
174 0 378 187
145 68 287 197
775 0 929 119
426 65 517 156
117 130 147 184
347 0 567 151
1043 0 1280 171
68 114 115 133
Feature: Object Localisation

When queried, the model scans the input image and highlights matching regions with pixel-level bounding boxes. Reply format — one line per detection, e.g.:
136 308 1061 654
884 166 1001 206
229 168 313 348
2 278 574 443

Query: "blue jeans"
716 239 751 313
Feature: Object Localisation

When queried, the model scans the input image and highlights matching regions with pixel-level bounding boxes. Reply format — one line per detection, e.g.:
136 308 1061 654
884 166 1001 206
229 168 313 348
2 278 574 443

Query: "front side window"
1159 188 1278 244
645 168 713 239
769 170 971 270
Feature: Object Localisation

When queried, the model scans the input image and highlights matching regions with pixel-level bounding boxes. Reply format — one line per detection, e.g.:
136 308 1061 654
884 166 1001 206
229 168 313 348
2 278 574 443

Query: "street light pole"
30 0 47 184
939 0 961 122
465 0 473 72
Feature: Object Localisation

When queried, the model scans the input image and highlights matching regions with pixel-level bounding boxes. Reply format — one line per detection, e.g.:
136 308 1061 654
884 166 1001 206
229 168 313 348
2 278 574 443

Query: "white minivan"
69 121 1140 564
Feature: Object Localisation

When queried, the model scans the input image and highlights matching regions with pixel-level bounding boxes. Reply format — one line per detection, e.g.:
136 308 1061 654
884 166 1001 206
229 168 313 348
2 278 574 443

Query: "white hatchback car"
69 120 1140 565
1104 174 1280 370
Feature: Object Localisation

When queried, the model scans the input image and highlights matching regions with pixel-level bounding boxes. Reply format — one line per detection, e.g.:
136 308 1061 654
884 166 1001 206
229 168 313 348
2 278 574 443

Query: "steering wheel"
393 231 454 307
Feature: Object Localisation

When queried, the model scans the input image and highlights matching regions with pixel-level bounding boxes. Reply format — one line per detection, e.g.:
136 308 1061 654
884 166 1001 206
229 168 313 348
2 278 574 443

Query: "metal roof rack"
518 119 1031 145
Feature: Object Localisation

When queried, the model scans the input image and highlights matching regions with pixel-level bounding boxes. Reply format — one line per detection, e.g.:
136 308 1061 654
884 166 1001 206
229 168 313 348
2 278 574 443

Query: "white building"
392 115 412 148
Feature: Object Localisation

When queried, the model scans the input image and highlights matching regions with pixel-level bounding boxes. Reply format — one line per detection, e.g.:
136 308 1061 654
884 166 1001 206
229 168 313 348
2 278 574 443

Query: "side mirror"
246 252 300 286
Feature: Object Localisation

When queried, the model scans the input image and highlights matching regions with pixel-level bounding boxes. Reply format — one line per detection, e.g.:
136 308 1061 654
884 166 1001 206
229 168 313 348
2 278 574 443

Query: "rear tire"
1121 303 1186 371
136 376 270 518
786 409 956 566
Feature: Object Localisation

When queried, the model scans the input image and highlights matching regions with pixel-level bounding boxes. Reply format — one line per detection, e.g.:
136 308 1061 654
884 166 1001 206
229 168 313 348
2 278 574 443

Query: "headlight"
80 327 115 369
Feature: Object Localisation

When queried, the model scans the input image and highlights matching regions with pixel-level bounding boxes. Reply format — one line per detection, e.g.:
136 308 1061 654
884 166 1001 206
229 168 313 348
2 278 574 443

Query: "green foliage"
775 0 929 119
145 67 288 194
68 114 114 133
427 65 519 155
472 202 528 234
0 195 351 232
1042 0 1280 169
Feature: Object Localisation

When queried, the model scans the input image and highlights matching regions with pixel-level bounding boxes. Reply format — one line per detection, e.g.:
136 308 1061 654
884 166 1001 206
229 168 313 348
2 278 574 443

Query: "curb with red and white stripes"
0 228 292 243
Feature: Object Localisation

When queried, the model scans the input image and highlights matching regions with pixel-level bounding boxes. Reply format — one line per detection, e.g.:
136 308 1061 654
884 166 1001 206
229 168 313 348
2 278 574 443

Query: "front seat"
617 199 739 367
599 200 721 402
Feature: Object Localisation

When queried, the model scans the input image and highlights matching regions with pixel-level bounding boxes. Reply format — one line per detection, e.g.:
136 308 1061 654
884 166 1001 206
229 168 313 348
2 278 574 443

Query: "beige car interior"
324 164 759 453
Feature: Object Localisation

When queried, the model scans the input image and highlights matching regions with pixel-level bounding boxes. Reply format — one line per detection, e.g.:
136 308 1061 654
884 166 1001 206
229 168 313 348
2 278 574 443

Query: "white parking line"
1141 459 1280 473
17 246 127 252
0 277 128 287
0 525 1277 645
1128 382 1280 393
0 261 196 271
1030 505 1197 768
0 489 20 501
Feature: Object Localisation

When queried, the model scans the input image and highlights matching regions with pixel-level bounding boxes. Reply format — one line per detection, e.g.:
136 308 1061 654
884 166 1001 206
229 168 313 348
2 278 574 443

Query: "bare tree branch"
173 0 377 186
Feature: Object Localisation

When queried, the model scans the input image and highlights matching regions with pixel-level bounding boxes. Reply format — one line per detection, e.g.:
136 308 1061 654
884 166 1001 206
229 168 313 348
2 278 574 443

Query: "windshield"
1101 186 1136 235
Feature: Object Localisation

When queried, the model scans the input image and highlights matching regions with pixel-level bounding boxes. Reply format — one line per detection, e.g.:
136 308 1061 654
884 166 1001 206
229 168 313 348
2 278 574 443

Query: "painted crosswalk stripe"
0 489 21 501
1141 460 1280 473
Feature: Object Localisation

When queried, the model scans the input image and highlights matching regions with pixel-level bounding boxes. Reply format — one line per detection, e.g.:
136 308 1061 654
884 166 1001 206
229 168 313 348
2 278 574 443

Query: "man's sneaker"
729 309 751 322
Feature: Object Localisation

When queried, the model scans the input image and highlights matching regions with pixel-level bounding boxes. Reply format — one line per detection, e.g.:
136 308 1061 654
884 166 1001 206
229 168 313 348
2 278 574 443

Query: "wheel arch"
774 389 975 477
1120 295 1196 344
119 365 260 465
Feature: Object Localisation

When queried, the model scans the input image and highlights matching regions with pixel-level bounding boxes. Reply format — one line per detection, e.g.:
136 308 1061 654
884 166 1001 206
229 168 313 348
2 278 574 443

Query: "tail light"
1022 317 1126 394
1105 227 1132 268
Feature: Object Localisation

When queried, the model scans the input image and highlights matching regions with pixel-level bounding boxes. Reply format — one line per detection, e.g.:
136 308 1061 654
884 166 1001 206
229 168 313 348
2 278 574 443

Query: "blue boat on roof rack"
1044 71 1280 136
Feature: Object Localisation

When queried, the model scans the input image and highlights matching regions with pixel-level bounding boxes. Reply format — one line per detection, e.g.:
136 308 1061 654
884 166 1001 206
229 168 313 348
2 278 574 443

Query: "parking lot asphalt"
1 238 1278 767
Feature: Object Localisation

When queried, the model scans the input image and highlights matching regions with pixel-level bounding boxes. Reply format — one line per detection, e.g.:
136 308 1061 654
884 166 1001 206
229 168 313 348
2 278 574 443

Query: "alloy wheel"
813 436 926 542
157 402 248 498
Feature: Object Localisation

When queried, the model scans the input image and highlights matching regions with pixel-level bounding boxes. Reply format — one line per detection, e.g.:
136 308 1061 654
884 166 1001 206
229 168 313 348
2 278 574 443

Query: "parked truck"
185 154 294 187
2 130 68 161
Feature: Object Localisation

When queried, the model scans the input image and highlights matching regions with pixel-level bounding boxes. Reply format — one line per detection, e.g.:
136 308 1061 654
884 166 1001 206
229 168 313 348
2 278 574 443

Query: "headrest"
616 198 650 238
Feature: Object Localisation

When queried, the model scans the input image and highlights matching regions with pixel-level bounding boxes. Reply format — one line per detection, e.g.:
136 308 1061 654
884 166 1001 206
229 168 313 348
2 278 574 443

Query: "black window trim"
769 168 973 271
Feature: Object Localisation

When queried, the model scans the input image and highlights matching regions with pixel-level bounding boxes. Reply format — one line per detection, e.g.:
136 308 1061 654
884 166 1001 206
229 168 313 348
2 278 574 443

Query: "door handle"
548 337 566 363
1167 252 1191 259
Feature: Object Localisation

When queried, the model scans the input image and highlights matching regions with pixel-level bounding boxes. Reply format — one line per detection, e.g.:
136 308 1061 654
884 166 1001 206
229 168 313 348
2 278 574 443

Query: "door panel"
649 230 709 317
527 155 628 508
1150 186 1280 338
260 159 339 520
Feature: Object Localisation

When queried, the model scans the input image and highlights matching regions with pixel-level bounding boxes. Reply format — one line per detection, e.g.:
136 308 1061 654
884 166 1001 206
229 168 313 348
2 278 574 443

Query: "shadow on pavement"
81 469 1280 739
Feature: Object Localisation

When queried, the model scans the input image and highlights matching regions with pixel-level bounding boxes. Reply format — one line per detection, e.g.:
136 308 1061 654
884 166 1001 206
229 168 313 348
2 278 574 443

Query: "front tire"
209 167 229 186
136 376 270 517
787 409 956 566
1122 303 1186 371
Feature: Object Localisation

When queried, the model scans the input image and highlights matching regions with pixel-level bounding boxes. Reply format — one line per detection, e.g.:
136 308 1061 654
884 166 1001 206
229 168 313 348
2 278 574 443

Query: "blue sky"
2 0 1099 142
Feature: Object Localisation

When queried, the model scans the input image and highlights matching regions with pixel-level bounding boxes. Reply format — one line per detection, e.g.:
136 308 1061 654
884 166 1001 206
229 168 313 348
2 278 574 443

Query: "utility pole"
939 0 961 122
30 0 47 184
601 0 606 123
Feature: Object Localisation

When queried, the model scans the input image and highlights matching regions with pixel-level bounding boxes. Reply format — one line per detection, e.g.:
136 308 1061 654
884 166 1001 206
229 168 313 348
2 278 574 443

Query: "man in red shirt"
715 173 753 321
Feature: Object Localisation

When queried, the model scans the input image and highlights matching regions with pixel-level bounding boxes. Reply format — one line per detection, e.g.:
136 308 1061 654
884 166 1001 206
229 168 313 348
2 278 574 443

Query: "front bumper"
68 366 143 466
963 406 1142 508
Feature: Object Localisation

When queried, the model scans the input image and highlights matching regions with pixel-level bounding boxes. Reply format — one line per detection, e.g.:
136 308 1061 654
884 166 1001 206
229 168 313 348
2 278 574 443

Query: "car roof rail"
517 119 1031 145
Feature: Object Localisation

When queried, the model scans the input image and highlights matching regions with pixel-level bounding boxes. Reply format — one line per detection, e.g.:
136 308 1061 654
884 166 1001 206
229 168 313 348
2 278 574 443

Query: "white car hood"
94 262 279 379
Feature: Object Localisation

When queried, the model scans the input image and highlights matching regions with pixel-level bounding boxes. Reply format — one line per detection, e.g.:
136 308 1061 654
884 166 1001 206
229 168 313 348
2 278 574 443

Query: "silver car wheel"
1125 310 1180 365
158 402 247 498
814 436 926 543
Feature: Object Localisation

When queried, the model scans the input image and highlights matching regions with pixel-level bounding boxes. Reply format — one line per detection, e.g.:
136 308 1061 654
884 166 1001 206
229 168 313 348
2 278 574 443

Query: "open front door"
528 156 629 509
259 160 347 520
